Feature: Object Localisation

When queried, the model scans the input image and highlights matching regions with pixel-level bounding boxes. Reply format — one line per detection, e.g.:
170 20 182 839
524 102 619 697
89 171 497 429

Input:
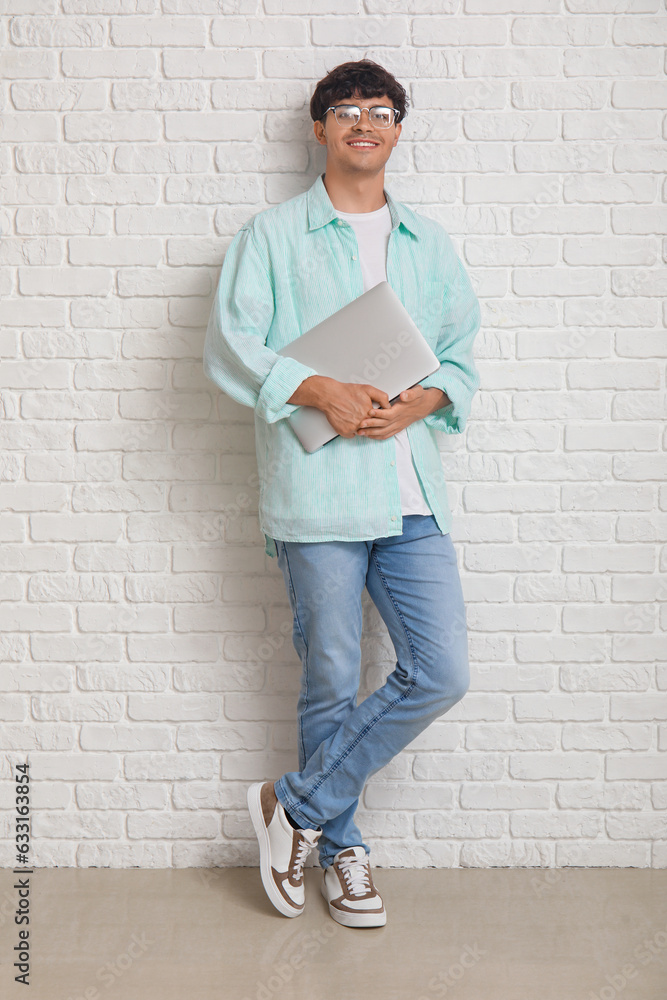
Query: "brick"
28 753 121 780
110 17 206 47
613 81 667 109
9 17 105 46
127 694 220 721
77 843 169 866
31 694 124 721
80 724 172 751
511 15 606 46
62 49 156 78
162 48 255 79
64 113 160 142
176 723 267 751
68 237 163 265
613 16 667 45
32 811 123 838
127 812 218 839
11 81 106 110
76 782 168 810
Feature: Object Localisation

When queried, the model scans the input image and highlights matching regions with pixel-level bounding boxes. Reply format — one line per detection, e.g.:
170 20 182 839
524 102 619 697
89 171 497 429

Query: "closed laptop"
276 281 440 453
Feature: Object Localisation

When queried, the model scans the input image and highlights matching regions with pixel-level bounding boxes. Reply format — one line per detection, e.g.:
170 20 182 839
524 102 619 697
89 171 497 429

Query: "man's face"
313 92 402 173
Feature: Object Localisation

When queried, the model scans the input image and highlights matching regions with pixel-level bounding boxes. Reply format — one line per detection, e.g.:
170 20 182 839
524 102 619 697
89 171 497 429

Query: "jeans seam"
281 541 310 769
293 544 421 810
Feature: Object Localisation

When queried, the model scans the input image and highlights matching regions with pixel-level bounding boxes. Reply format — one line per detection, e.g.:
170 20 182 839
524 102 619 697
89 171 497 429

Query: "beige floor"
1 866 666 999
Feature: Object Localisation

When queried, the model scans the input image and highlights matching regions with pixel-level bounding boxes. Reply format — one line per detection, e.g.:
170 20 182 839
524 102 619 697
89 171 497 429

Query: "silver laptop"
276 281 440 453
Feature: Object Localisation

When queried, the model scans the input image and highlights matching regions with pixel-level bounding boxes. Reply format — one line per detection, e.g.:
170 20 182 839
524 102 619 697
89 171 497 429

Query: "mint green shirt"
203 172 481 559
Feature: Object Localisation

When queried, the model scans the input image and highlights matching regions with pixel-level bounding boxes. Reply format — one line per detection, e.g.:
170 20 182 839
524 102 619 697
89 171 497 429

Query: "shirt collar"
306 171 420 240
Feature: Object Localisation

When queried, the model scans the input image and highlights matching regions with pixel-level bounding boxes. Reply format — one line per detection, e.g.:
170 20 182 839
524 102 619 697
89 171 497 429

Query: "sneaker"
247 780 322 918
320 846 387 927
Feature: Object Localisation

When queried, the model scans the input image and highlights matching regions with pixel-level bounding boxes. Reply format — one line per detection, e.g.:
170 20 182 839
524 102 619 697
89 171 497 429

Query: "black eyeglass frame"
323 105 400 128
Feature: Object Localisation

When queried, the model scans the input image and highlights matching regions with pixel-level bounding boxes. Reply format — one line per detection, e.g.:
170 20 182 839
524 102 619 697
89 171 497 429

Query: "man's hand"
287 376 449 439
355 385 447 439
287 375 393 437
322 380 394 438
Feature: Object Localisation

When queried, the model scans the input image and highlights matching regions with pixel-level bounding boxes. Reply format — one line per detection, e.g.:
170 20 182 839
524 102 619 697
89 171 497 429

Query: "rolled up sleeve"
203 224 318 424
419 231 482 435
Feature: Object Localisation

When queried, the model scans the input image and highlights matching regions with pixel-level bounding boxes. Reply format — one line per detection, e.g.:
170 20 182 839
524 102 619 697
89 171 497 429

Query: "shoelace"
338 855 372 896
291 832 317 881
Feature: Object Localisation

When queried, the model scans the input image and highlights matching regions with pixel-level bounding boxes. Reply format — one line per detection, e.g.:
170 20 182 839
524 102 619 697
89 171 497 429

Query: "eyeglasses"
324 105 399 129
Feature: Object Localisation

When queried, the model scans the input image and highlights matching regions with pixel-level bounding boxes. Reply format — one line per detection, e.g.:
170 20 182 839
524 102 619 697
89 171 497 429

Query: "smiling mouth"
347 140 379 149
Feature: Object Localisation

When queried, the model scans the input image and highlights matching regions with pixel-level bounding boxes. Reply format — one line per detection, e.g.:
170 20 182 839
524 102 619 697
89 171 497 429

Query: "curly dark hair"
310 59 409 126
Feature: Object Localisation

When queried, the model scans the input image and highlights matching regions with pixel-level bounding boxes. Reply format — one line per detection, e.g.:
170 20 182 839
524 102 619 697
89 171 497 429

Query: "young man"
203 60 481 928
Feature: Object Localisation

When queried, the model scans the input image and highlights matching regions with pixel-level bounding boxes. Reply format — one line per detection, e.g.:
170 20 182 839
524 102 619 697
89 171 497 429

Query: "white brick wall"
1 3 666 871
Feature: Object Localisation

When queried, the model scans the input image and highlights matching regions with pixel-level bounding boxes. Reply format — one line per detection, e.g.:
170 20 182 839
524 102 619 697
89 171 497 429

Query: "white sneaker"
247 781 322 918
321 846 387 927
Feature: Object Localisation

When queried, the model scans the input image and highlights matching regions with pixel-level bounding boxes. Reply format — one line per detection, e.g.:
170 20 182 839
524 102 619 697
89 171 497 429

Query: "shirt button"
352 255 357 260
390 459 395 466
337 219 344 225
391 515 397 521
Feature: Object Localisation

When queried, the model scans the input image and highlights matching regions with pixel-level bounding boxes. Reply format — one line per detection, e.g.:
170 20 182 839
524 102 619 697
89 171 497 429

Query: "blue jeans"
272 514 471 870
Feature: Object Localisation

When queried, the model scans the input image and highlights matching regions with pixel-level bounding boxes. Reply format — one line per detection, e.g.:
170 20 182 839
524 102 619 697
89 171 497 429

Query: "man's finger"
365 385 391 408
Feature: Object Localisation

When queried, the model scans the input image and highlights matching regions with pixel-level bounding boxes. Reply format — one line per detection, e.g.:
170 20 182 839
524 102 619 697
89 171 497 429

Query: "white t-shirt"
336 202 432 516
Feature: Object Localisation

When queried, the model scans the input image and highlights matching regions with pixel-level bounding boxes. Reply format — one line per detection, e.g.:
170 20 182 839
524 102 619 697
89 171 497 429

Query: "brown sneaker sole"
320 872 387 927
